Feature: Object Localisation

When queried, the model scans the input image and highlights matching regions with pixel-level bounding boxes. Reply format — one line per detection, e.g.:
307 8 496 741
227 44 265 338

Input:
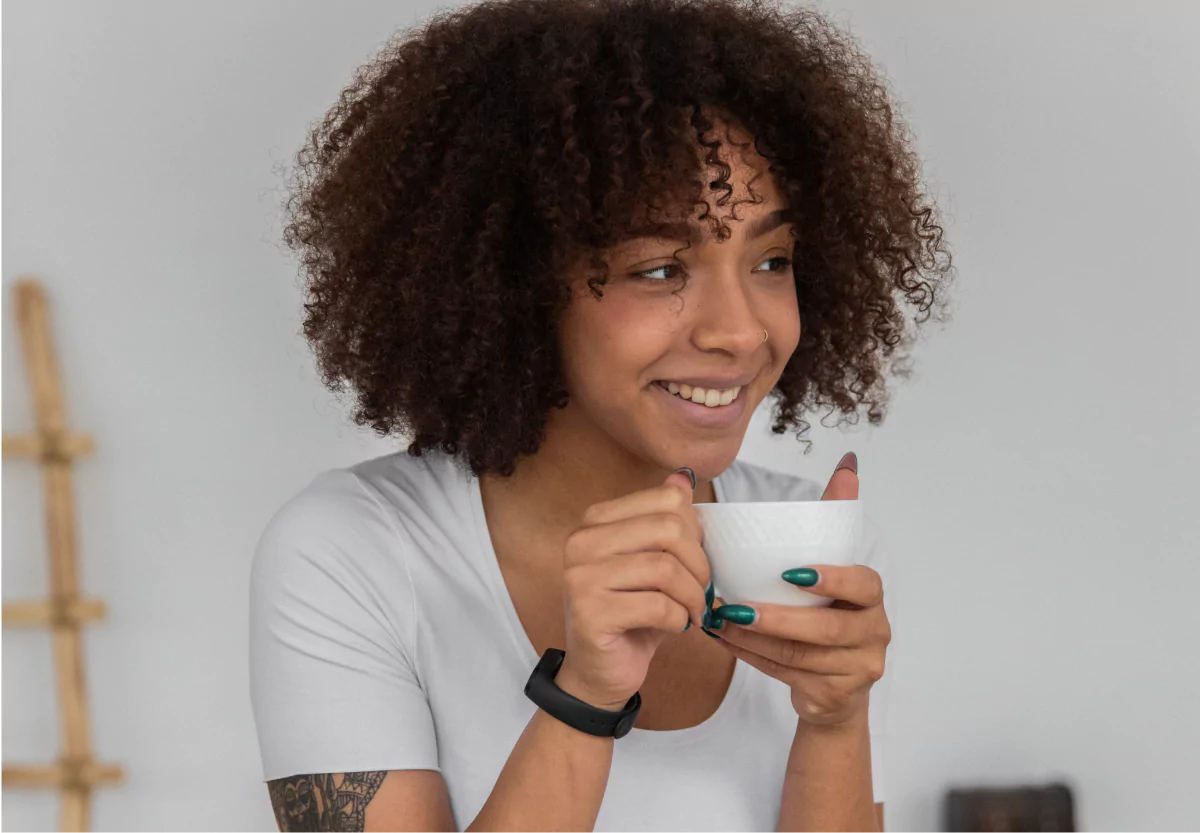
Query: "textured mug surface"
694 500 863 607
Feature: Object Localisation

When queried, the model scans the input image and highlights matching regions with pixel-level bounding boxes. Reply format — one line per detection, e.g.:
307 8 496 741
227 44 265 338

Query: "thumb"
820 452 859 500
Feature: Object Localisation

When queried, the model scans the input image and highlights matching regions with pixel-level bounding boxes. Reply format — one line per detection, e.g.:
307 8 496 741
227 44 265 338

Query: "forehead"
621 205 792 248
622 123 792 245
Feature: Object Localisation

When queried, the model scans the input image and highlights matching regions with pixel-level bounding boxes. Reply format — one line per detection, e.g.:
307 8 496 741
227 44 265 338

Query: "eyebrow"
744 208 791 241
622 208 792 245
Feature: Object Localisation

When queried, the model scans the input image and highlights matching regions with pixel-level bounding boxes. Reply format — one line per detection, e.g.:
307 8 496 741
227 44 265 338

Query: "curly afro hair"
282 0 955 477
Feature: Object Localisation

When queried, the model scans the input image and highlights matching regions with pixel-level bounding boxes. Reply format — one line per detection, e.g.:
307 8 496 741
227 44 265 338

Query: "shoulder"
719 457 824 503
251 452 453 600
253 450 463 568
252 466 390 577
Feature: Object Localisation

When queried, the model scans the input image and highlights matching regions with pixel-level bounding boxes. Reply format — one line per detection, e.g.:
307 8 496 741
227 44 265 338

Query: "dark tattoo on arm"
267 771 387 832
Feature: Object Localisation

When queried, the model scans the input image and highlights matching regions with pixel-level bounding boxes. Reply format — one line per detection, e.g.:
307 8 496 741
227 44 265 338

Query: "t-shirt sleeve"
249 470 440 781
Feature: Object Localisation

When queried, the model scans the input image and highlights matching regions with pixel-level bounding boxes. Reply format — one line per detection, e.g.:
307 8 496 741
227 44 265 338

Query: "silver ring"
762 329 769 344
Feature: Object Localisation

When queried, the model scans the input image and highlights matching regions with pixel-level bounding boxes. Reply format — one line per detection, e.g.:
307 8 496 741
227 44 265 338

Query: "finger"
716 638 818 686
781 565 883 609
714 626 861 675
821 452 859 501
714 635 802 684
712 601 874 647
601 589 692 634
714 639 862 711
581 475 704 542
589 550 708 627
568 513 710 589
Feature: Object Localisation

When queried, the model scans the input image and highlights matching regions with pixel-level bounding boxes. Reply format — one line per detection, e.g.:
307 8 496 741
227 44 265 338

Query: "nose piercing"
762 329 769 344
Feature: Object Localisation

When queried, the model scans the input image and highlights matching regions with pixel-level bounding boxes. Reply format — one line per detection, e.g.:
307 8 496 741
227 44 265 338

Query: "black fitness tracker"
524 648 641 739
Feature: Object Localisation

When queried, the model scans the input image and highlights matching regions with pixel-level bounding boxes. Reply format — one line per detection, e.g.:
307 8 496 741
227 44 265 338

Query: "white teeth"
656 381 743 408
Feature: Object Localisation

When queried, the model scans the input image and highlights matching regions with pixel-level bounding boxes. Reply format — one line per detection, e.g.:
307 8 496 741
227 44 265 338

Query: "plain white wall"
2 1 1196 830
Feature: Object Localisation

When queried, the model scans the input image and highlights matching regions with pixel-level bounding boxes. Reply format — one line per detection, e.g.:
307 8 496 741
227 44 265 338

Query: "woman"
250 0 953 830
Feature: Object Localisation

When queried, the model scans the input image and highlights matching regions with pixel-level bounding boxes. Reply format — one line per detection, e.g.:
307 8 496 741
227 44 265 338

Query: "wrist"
795 705 870 738
553 667 631 712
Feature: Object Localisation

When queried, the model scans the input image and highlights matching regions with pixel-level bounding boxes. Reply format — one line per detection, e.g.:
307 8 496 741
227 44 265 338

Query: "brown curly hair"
282 0 955 477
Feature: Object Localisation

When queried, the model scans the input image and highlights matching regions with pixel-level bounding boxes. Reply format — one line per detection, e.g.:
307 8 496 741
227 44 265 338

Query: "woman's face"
557 136 802 481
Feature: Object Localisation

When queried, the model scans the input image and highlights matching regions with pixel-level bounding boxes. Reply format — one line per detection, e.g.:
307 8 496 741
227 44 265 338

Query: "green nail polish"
702 607 724 630
705 581 715 608
683 619 692 631
712 604 756 626
782 568 819 587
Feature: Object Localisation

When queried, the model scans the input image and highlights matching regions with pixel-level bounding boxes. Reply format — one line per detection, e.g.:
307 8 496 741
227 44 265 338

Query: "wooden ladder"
2 279 123 831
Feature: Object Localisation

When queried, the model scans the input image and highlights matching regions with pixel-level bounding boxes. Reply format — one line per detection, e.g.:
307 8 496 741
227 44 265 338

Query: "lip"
649 379 749 429
651 373 756 390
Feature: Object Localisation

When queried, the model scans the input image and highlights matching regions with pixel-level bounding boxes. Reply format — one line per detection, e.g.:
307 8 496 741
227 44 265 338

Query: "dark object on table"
943 782 1075 831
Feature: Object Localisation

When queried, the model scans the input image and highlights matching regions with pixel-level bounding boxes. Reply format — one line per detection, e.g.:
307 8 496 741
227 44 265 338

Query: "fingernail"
676 466 697 490
782 568 819 587
703 608 724 630
703 582 722 632
683 619 692 631
834 451 858 475
709 595 725 630
701 603 723 637
712 604 756 626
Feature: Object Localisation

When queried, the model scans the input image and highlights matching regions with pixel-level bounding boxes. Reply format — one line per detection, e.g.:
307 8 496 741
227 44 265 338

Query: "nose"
689 268 767 355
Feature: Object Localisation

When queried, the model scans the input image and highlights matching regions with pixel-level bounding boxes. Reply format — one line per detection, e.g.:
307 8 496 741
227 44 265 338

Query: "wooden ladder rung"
2 599 107 628
3 762 123 789
2 433 93 460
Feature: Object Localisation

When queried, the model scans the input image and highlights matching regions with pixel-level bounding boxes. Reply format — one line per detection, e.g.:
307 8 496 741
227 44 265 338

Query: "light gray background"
3 1 1197 830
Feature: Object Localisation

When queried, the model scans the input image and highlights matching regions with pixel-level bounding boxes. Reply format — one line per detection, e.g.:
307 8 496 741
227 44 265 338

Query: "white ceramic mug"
693 499 863 607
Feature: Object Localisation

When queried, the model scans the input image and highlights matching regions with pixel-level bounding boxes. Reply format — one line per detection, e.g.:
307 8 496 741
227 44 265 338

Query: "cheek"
562 295 672 387
765 291 802 355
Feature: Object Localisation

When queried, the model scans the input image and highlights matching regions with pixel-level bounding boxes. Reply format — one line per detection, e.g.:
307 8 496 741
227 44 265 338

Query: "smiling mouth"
652 380 742 408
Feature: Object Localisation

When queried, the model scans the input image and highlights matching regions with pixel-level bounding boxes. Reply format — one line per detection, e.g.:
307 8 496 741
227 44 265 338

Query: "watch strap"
524 648 641 739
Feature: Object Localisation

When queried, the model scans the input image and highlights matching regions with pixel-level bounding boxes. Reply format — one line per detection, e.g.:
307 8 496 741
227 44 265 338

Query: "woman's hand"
555 468 711 712
711 566 889 728
710 452 891 730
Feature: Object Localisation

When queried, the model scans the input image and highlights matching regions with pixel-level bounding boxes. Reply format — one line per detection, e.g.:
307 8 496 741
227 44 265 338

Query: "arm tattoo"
267 771 387 832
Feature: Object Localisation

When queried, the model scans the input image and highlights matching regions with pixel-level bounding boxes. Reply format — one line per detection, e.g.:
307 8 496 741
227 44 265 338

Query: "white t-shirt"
249 450 893 831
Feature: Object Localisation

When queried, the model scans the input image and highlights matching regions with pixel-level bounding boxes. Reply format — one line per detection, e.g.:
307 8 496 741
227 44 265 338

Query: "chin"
647 439 743 482
633 387 756 466
688 451 742 482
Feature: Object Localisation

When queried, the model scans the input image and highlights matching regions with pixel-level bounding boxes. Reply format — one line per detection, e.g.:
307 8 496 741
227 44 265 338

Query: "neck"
479 402 717 549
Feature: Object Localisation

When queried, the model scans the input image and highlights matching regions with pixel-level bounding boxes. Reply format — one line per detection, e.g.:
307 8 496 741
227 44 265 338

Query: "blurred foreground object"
2 280 123 831
944 782 1076 831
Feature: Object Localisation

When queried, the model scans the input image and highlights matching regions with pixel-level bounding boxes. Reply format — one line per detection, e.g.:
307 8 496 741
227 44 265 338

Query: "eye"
634 263 686 282
755 256 794 273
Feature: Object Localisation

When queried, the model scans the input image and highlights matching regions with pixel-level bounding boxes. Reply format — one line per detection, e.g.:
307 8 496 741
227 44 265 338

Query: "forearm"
467 670 617 832
777 710 877 832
